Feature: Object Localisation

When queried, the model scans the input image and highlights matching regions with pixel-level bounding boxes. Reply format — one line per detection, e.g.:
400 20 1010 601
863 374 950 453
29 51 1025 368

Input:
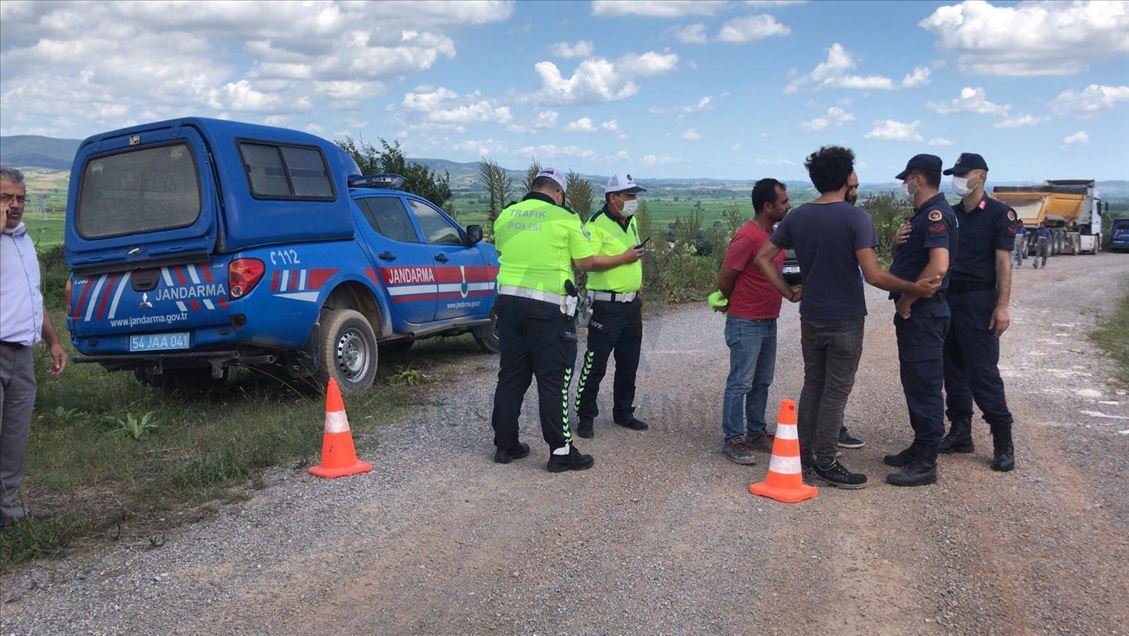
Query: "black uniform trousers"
491 294 577 452
894 300 950 446
575 297 642 424
943 288 1014 427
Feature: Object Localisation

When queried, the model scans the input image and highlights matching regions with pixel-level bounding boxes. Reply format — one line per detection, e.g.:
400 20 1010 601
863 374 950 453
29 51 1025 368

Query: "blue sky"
1 0 1127 181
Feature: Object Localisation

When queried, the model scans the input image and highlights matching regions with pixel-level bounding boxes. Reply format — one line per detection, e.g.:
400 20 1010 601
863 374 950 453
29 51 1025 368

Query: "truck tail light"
64 278 74 316
228 259 265 299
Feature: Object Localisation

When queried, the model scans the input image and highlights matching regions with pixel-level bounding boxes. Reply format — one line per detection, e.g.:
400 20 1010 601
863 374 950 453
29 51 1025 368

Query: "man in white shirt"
1 166 67 529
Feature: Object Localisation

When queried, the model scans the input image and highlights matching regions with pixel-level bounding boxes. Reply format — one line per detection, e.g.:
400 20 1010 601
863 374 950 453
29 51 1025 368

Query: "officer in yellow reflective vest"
491 168 640 473
574 172 648 438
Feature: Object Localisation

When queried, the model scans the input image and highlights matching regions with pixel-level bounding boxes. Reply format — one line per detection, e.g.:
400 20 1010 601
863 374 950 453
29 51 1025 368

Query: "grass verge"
1092 289 1129 384
0 306 481 568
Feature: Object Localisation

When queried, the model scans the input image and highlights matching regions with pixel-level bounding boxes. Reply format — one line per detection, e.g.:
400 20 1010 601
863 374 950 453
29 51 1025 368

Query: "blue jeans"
722 316 777 440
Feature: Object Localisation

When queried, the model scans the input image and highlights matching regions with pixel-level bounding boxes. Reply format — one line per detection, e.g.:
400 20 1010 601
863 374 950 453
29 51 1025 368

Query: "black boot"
886 444 938 487
938 417 974 454
883 442 918 467
990 424 1015 472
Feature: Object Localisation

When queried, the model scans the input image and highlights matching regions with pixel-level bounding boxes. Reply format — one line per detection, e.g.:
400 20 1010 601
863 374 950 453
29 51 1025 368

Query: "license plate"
129 332 190 352
783 265 801 274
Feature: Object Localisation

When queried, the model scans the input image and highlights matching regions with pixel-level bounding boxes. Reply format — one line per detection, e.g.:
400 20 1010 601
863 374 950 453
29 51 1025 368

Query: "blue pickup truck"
64 117 499 393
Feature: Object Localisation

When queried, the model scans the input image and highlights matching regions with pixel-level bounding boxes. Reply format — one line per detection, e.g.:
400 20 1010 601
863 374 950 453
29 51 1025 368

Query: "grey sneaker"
723 437 756 465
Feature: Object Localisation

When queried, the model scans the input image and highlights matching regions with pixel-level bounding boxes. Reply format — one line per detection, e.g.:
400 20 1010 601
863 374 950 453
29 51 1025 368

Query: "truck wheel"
472 308 500 353
319 309 378 394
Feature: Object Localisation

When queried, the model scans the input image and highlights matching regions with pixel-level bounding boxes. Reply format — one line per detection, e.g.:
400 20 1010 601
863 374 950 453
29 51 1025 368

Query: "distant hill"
2 135 1127 199
0 135 81 169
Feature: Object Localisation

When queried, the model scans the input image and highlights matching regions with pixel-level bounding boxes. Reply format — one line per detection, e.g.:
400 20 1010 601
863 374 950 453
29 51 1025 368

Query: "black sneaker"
837 427 865 449
811 460 868 489
493 442 530 464
576 419 595 439
546 445 595 473
744 433 774 453
614 416 648 431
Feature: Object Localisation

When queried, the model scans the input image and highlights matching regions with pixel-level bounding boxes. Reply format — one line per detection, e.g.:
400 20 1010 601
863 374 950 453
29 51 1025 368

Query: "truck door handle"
378 251 396 261
434 254 449 263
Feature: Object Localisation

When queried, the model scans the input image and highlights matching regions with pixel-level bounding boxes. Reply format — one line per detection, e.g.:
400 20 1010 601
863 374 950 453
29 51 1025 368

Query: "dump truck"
992 179 1108 256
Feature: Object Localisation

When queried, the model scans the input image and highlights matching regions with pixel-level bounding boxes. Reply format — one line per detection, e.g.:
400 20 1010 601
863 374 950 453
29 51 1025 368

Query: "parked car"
1110 217 1129 252
64 117 499 393
782 248 802 286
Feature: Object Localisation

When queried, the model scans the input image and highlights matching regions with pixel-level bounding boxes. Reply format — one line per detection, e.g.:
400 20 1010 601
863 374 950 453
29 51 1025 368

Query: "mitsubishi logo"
139 292 153 309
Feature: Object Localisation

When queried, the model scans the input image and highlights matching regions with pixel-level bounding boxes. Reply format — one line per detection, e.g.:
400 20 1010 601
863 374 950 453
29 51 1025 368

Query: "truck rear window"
76 144 201 239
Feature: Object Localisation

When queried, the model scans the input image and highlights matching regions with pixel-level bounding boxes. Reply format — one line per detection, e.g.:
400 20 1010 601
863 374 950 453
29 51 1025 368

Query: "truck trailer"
992 179 1108 256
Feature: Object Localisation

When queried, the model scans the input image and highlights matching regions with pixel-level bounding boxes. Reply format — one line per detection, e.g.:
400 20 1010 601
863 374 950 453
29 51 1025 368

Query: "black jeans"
798 318 865 467
491 295 578 452
575 297 642 423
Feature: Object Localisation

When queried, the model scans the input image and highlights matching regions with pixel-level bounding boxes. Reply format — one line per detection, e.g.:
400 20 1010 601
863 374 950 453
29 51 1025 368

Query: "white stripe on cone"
775 423 799 440
324 410 350 434
769 454 803 475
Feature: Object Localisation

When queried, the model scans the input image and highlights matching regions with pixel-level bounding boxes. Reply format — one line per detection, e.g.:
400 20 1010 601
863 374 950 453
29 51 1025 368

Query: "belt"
0 340 28 348
947 280 996 293
588 290 637 303
498 285 567 305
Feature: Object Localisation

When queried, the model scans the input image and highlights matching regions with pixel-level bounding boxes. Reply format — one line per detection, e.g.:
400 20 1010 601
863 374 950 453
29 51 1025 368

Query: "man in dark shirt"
1033 221 1052 269
755 146 940 490
881 155 958 487
925 153 1018 472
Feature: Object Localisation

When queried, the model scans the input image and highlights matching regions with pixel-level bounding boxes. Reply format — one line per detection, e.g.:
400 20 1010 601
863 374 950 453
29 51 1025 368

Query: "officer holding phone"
574 172 648 438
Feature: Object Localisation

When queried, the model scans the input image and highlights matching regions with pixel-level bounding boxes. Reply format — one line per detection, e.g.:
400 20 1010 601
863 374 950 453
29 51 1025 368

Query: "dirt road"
3 253 1128 634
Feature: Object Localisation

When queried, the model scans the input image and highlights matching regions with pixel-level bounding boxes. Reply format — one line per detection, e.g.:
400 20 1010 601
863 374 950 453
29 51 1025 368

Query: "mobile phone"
637 236 651 248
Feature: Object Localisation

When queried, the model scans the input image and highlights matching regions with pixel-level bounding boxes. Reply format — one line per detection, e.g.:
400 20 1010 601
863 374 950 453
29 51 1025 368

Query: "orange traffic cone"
749 399 817 503
309 378 373 479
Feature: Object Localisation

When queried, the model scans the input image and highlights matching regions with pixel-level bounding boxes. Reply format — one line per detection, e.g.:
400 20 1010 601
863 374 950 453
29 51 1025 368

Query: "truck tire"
318 308 378 394
472 307 500 353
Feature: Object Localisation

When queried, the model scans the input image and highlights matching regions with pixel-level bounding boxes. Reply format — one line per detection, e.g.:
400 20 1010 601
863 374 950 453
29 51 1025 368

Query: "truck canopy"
65 118 361 272
993 180 1096 229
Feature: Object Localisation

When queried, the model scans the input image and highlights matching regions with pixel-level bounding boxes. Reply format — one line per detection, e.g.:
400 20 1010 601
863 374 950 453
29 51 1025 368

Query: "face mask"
951 176 973 197
846 191 858 206
902 180 916 199
620 199 639 217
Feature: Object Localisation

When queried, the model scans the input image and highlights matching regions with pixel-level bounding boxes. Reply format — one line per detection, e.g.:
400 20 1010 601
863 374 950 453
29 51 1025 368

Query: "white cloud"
400 86 512 125
592 1 726 17
671 23 708 44
549 40 594 59
716 15 791 43
618 51 680 76
993 114 1048 129
0 1 513 135
529 51 679 105
927 137 953 147
900 66 932 88
682 128 701 140
1051 84 1129 116
799 106 855 131
641 154 681 166
1063 130 1090 145
650 95 714 116
786 43 913 93
920 1 1129 76
616 150 630 161
928 87 1010 116
756 157 798 166
566 117 597 132
515 144 598 160
864 120 923 142
508 109 560 133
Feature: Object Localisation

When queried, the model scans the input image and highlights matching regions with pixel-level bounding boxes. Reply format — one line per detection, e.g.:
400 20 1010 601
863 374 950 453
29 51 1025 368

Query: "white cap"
605 171 645 194
536 167 567 193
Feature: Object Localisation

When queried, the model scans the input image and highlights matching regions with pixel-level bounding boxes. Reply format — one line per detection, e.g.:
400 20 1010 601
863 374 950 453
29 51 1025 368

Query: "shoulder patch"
1007 209 1017 221
928 210 943 222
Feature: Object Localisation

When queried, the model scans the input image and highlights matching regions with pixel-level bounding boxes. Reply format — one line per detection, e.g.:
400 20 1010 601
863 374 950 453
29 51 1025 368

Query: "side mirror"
465 224 484 246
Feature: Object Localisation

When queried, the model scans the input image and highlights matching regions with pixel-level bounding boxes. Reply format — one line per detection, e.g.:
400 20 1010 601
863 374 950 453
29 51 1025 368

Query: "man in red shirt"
716 178 794 464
